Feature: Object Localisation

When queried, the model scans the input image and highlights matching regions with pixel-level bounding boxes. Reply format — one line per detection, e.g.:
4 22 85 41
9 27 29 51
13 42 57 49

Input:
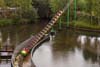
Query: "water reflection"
33 41 53 67
0 23 46 65
77 35 87 45
33 30 100 67
89 37 96 46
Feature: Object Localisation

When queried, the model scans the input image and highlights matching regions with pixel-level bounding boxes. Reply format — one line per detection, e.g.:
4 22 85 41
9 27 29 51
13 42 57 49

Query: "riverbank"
53 20 100 33
65 20 100 32
0 19 100 33
72 21 100 30
0 19 13 26
0 18 38 26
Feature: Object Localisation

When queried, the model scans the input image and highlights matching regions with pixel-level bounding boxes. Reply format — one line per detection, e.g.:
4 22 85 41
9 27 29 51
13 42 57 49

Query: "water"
32 30 100 67
0 23 100 67
0 63 11 67
0 22 47 67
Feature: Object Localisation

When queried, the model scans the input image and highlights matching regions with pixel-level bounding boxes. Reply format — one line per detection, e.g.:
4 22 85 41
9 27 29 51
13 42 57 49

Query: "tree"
93 0 100 25
77 0 87 11
49 0 71 22
10 0 38 22
4 0 13 7
0 0 6 7
49 0 68 13
1 0 38 22
32 0 50 19
86 0 94 24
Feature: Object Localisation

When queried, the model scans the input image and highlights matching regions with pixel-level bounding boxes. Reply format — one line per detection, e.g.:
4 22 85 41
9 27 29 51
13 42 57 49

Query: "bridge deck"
11 36 33 67
11 35 50 67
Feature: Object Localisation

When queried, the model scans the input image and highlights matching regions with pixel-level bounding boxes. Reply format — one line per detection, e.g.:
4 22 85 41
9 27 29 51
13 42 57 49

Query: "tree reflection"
77 34 100 64
52 30 100 65
0 23 44 63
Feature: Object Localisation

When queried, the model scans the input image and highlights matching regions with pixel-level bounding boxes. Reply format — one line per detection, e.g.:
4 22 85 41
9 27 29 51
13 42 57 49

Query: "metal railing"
11 35 50 67
11 36 34 67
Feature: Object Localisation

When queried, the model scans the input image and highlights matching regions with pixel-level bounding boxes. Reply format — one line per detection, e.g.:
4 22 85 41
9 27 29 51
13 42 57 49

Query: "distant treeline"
32 0 100 29
0 0 100 26
0 0 38 25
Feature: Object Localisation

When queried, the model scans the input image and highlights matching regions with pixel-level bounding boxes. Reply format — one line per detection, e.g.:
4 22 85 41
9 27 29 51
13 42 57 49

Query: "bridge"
11 0 74 67
11 0 100 67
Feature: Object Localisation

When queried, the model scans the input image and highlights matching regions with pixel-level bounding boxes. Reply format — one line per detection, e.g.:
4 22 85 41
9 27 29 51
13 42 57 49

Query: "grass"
0 18 34 26
71 20 100 30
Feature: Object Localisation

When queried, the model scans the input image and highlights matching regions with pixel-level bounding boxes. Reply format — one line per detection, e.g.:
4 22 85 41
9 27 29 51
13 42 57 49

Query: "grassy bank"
0 18 37 26
0 19 13 26
70 21 100 30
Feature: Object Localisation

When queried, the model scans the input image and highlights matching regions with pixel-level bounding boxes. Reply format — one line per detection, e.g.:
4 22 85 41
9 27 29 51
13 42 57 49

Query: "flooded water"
32 30 100 67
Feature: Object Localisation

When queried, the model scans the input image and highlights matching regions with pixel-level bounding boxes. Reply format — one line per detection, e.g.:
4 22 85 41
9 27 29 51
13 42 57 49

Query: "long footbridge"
11 0 74 67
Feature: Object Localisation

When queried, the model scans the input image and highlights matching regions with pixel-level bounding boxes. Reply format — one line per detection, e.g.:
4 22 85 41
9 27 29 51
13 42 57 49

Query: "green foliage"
0 0 38 26
49 0 68 13
12 0 38 22
77 0 87 11
92 0 100 17
21 8 38 22
0 19 13 26
74 21 100 29
49 0 69 22
0 0 100 28
0 0 6 7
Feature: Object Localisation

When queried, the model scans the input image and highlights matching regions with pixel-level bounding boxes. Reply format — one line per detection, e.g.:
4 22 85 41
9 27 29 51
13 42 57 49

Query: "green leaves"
0 0 6 7
0 0 38 25
49 0 67 13
92 0 100 16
